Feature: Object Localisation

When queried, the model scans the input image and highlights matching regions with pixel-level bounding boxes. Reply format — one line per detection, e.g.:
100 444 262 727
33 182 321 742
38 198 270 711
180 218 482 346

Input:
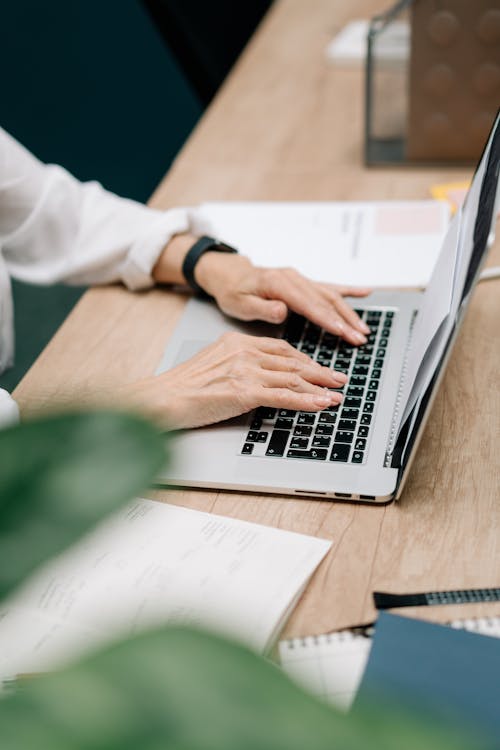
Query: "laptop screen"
393 110 500 479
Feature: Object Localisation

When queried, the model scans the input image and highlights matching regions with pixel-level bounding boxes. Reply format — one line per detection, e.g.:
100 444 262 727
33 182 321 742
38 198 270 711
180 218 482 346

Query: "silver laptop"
155 113 500 503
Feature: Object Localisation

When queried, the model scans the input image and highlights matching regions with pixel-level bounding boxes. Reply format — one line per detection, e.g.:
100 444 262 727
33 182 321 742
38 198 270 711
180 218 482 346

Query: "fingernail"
331 392 343 404
360 322 370 334
332 371 347 383
314 394 331 407
335 322 345 333
353 332 367 344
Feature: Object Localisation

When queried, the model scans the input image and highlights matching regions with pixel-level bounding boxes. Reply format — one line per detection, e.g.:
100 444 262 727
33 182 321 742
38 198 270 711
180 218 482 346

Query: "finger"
257 353 347 387
257 369 343 403
225 294 288 324
321 290 371 335
262 271 368 345
254 386 341 412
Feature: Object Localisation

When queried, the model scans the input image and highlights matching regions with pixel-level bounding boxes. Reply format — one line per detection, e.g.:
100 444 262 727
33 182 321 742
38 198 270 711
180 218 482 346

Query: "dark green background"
1 0 203 391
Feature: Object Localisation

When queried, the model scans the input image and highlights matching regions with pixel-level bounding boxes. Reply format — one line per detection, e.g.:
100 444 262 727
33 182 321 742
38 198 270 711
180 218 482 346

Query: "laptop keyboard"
240 308 396 464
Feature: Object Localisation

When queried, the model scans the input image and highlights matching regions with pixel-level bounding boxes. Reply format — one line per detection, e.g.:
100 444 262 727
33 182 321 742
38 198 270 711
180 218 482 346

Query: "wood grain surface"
14 0 500 636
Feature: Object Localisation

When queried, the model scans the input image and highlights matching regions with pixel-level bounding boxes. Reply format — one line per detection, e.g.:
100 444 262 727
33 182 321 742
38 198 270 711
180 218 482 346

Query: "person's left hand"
195 252 371 345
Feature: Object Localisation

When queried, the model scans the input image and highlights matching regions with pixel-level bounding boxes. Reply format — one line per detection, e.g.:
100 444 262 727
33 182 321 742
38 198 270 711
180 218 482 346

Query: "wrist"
152 232 198 286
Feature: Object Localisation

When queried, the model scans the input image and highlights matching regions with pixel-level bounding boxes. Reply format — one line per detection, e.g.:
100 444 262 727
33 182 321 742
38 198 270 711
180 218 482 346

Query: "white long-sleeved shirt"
0 126 195 426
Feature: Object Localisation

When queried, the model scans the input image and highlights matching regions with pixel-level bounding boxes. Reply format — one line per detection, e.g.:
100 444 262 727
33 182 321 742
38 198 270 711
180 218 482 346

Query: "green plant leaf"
0 626 485 750
0 410 166 601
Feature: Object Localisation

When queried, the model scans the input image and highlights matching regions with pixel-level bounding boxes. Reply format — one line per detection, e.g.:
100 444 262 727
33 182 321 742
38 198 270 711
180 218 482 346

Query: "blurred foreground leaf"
0 627 483 750
0 411 166 600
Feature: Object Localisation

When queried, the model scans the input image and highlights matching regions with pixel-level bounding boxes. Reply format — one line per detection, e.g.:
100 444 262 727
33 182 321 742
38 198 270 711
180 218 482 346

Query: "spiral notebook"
279 617 500 711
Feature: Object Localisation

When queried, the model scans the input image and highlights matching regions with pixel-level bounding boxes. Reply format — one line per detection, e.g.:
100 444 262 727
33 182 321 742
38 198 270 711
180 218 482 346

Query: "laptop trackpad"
173 340 212 367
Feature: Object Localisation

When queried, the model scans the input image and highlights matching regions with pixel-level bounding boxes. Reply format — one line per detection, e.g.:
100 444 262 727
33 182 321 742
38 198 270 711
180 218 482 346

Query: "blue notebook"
354 612 500 747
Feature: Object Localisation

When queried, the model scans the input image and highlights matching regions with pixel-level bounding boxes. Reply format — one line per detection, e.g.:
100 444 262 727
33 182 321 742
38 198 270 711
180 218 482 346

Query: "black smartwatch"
182 235 238 297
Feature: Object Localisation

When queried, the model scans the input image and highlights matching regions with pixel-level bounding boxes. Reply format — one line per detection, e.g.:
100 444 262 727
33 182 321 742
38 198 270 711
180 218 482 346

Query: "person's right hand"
119 332 347 430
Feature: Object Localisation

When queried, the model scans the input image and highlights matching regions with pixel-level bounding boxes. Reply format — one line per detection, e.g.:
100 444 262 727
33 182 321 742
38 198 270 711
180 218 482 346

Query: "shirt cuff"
120 207 191 291
0 388 20 428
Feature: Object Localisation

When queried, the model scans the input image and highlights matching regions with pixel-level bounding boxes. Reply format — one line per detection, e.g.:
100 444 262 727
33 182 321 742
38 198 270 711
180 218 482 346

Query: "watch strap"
182 235 238 297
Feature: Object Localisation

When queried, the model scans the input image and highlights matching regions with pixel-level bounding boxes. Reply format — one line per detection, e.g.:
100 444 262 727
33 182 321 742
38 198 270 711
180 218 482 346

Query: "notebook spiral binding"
284 616 500 651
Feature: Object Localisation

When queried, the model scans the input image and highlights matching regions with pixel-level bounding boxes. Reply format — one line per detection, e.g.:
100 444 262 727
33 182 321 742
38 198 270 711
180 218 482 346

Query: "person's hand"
117 332 347 430
195 253 371 345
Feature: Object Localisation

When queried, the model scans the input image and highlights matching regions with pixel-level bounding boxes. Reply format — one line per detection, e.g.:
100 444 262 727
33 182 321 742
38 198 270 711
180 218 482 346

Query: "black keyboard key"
340 408 359 421
368 380 379 390
367 333 377 345
357 425 369 438
336 431 354 444
366 391 377 402
325 404 341 412
330 444 350 462
339 419 356 431
315 424 334 436
379 338 388 348
312 435 331 448
350 376 367 388
290 436 309 449
355 438 366 450
367 310 382 319
287 448 327 460
256 407 276 420
353 365 369 376
278 409 296 418
375 348 386 358
347 385 364 398
246 431 260 442
301 344 317 355
355 355 371 366
381 328 391 338
345 396 361 408
385 311 394 318
360 414 372 426
286 448 328 461
283 313 305 345
351 451 364 463
242 443 254 455
319 413 336 424
316 356 332 366
297 413 316 425
334 358 351 370
250 417 262 430
373 359 384 369
266 430 290 456
276 417 294 430
294 425 313 437
363 403 374 414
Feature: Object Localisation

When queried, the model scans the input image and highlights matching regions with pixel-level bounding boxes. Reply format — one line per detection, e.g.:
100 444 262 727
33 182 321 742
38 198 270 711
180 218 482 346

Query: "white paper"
0 499 330 684
193 201 449 289
279 632 371 711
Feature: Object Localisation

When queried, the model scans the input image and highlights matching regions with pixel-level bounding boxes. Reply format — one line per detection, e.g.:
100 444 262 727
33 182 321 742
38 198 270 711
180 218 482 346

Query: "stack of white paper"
193 201 449 289
0 498 331 683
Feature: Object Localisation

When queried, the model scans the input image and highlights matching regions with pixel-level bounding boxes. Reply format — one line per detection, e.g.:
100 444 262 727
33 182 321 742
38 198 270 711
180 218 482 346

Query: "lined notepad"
279 617 500 711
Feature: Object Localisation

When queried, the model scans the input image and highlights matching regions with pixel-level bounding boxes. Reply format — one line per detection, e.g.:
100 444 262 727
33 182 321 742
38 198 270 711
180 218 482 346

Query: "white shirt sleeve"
0 126 193 290
0 388 20 427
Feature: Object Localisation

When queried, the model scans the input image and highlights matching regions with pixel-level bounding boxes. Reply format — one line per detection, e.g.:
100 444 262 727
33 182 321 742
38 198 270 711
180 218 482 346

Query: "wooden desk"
14 0 500 636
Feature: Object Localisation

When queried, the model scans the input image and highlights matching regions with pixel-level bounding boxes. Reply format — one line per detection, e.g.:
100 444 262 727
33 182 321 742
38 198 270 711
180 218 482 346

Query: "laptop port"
360 494 376 500
335 492 352 498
